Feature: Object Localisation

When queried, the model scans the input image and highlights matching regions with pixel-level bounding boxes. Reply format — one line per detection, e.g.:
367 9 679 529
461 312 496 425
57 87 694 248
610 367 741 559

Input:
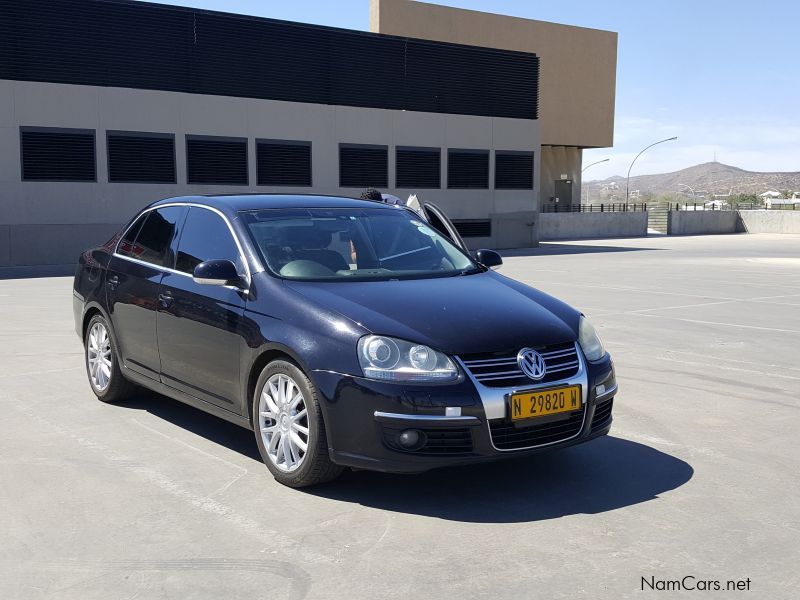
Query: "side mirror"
193 259 241 286
475 249 503 270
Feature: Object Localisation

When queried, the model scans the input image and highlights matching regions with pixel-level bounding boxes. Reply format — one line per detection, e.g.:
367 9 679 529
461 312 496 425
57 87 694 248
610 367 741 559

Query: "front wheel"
252 360 343 487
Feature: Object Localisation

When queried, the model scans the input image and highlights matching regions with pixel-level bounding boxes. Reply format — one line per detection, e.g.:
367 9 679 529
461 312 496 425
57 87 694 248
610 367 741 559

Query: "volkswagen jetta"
73 194 616 487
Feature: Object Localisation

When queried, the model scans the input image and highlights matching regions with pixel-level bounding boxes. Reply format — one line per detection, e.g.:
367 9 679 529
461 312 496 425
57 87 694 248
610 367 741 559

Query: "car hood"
284 271 579 355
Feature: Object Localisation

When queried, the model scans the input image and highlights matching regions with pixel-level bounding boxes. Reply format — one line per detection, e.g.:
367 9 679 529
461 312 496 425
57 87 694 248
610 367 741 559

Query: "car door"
156 206 248 411
106 205 185 380
420 202 468 252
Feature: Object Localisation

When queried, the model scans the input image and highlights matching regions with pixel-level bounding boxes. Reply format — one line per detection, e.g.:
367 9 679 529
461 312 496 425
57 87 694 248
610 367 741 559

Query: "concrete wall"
538 212 647 241
0 79 539 266
667 211 744 235
371 0 617 148
738 210 800 234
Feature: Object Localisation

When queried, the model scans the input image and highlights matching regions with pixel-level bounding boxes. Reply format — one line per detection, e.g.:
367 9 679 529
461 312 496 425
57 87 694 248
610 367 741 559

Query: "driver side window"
175 207 242 275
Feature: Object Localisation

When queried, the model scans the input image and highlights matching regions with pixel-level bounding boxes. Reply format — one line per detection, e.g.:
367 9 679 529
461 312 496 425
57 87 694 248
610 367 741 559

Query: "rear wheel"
84 314 136 403
252 360 343 487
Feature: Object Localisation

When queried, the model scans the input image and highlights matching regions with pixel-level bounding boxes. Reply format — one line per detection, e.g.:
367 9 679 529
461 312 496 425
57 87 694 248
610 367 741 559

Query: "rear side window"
129 206 184 267
175 208 241 274
117 214 148 258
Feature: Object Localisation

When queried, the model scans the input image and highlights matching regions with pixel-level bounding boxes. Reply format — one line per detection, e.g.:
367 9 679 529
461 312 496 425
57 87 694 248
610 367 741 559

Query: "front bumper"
311 349 616 473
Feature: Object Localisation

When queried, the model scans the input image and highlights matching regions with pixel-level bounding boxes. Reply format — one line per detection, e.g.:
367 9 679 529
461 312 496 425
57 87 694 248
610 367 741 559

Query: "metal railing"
541 203 648 213
670 202 800 211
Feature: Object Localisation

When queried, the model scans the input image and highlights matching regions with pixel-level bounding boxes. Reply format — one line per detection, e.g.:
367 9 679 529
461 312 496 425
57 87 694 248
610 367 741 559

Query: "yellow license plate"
510 385 581 421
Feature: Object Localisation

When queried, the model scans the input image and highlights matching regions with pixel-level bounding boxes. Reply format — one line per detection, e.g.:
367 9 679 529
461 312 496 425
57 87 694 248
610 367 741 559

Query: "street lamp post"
677 183 696 200
582 158 610 203
626 137 677 202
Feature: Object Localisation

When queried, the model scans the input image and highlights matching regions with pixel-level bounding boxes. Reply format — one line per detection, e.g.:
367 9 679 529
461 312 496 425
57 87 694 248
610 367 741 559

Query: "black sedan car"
73 194 616 487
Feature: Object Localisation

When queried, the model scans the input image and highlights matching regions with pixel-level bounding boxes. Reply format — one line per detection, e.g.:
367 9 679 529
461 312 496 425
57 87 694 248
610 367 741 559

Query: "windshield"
240 207 479 281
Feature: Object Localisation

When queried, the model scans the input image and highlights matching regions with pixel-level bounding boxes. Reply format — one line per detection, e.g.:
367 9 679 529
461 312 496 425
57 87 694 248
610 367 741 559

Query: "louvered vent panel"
0 0 538 120
396 147 440 189
108 132 175 183
186 136 248 185
256 141 312 186
339 145 388 188
20 128 95 181
453 220 492 238
495 151 534 190
447 149 489 189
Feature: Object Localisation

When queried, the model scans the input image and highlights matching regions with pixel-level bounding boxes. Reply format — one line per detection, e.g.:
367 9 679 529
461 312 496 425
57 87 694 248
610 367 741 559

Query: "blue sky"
147 0 799 180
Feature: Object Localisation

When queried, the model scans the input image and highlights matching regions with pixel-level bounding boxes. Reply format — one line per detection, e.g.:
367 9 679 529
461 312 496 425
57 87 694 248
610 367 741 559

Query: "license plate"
510 385 581 421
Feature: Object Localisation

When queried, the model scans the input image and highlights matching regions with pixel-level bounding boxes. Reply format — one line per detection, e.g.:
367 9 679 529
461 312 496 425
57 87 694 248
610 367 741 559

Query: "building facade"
371 0 618 214
0 0 615 268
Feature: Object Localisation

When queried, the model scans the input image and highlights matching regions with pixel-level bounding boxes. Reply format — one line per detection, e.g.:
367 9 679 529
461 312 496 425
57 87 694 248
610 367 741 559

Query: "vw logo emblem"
517 348 546 380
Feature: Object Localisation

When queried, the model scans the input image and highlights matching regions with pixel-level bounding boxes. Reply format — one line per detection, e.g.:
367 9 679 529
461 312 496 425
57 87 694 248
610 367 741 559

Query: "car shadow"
501 242 663 257
116 390 263 462
309 436 693 523
117 392 693 524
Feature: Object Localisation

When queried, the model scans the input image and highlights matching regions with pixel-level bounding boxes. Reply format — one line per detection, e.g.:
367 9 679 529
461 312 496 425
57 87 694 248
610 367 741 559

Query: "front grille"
460 342 580 388
489 408 585 450
382 427 473 455
591 399 614 432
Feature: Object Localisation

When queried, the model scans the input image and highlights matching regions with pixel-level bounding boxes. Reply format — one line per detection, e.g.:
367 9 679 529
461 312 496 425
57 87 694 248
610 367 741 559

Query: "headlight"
358 335 458 382
578 316 606 362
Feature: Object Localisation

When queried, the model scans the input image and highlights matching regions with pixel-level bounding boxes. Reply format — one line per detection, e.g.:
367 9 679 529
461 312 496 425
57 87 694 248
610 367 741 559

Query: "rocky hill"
585 162 800 199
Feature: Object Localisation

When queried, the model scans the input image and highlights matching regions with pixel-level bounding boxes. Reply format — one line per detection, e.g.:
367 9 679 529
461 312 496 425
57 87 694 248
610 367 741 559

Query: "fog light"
398 429 424 449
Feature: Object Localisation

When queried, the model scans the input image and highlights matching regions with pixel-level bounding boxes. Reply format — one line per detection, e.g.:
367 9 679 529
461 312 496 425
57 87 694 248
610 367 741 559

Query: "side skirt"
121 366 253 430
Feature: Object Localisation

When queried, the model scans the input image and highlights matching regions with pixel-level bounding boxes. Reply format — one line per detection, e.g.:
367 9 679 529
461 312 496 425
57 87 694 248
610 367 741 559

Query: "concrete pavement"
1 233 798 599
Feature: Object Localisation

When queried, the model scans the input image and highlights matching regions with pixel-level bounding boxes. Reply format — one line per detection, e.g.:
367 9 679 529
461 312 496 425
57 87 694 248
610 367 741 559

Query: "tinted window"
175 208 241 274
117 213 148 258
130 206 183 267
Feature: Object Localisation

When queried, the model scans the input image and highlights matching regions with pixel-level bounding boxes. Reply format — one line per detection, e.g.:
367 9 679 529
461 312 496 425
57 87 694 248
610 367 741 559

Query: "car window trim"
113 202 252 289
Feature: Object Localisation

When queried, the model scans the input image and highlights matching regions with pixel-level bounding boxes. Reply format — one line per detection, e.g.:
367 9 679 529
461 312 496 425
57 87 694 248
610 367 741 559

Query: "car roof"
150 194 395 214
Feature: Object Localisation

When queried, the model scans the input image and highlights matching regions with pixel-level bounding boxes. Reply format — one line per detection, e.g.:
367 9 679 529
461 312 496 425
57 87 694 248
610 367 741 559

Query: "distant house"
703 199 729 209
759 190 786 209
766 199 799 208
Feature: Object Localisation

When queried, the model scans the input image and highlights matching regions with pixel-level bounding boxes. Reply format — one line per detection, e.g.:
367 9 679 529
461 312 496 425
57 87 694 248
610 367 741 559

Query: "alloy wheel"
258 373 309 472
87 321 112 391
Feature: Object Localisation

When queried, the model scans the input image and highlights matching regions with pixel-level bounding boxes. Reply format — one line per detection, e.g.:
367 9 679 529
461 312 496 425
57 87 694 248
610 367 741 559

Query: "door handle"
158 292 174 309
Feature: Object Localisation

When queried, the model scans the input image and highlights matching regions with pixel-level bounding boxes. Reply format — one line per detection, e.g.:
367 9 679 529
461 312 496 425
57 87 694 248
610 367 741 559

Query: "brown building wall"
371 0 617 149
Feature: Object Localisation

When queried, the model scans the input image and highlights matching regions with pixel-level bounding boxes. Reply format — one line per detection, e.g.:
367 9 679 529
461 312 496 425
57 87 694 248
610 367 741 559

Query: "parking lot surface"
1 233 798 599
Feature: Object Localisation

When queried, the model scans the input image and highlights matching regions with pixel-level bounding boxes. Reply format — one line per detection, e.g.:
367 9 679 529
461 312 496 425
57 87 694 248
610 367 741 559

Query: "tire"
84 313 136 404
252 360 343 488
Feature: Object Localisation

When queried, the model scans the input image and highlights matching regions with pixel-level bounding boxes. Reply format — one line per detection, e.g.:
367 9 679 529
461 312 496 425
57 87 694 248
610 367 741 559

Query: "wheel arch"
81 302 111 340
245 343 316 428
